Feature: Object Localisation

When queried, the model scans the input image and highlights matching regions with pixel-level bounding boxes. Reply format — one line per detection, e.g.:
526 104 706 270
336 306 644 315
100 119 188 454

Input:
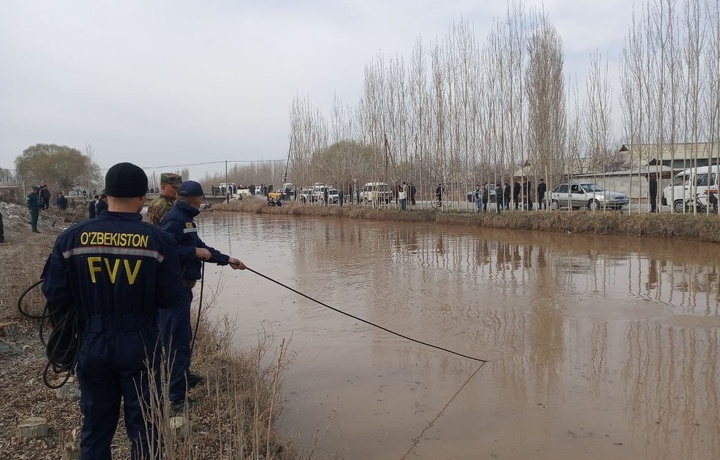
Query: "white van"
363 182 392 204
662 165 720 212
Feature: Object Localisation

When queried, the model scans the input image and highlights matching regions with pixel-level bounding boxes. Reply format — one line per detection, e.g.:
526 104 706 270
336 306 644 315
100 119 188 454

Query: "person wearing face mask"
159 180 246 411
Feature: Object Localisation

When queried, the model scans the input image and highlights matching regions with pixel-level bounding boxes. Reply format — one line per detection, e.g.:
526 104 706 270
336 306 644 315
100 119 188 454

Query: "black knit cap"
104 162 148 197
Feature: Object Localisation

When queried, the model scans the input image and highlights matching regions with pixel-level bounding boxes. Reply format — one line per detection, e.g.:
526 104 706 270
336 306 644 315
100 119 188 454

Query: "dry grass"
213 198 720 244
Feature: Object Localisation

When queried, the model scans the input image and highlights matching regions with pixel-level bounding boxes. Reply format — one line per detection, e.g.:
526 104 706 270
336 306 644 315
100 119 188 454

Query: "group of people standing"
472 178 548 213
396 181 417 210
40 164 245 459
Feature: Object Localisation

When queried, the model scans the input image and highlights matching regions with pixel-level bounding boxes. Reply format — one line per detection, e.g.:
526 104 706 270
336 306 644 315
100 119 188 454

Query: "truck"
662 165 720 213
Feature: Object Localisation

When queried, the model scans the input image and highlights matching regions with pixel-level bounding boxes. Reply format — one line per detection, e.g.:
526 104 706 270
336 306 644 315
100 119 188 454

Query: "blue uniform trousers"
158 285 194 401
77 316 160 460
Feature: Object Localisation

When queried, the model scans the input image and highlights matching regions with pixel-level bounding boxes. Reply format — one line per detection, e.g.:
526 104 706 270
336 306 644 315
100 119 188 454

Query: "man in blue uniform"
159 180 245 410
41 162 183 460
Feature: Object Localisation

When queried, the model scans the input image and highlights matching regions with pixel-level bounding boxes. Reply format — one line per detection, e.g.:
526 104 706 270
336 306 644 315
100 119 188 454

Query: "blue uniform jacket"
41 212 183 326
160 201 230 281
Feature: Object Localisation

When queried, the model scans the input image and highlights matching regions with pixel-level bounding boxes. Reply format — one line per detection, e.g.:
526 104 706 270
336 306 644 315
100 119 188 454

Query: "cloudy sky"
1 0 637 179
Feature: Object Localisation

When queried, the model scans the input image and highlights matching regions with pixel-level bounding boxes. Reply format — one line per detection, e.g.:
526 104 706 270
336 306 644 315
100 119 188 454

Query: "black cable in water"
246 267 488 363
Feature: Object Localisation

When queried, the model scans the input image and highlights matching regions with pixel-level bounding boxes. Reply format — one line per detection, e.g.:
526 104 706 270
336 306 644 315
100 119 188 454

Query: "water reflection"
198 213 720 460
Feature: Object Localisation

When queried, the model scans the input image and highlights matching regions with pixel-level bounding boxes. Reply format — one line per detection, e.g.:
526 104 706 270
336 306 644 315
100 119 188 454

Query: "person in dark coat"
513 180 521 210
27 185 41 233
648 174 658 213
0 210 5 243
537 179 547 210
95 193 109 216
88 195 98 219
56 193 68 210
40 185 51 210
159 181 246 410
495 183 504 214
41 162 184 460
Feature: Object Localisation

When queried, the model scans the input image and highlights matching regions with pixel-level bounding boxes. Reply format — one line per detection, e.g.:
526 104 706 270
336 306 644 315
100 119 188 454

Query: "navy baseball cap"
177 180 205 198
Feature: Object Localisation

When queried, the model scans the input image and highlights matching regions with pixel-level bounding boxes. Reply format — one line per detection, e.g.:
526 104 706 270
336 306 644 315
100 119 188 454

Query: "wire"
246 267 488 363
17 279 79 389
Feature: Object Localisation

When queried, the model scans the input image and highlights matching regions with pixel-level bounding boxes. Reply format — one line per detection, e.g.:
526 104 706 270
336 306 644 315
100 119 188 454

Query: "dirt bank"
214 197 720 244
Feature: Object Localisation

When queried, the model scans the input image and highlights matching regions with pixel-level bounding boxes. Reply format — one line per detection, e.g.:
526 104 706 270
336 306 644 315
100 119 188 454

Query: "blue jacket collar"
175 200 201 217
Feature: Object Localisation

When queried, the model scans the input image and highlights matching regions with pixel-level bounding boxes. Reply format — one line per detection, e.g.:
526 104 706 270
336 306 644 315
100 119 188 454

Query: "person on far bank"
537 178 547 210
88 195 98 219
95 193 109 217
495 183 503 214
648 174 658 213
513 180 521 210
27 185 41 233
56 192 68 211
40 185 51 210
147 173 182 225
159 180 246 411
399 187 407 210
473 184 482 213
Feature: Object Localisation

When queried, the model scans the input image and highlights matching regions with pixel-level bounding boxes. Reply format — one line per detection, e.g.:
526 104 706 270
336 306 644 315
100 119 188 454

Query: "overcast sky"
1 0 637 179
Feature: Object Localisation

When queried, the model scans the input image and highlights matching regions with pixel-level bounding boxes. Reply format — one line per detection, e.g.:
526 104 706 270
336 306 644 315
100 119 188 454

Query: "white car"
550 183 629 210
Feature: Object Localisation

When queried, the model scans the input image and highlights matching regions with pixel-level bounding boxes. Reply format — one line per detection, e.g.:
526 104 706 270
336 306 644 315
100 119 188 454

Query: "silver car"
550 183 629 211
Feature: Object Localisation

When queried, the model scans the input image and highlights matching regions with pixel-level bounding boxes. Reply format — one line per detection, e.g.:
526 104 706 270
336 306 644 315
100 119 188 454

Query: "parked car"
550 183 629 210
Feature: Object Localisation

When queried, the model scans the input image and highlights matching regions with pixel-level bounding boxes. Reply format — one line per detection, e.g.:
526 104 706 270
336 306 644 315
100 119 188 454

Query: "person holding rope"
40 162 184 459
159 180 245 411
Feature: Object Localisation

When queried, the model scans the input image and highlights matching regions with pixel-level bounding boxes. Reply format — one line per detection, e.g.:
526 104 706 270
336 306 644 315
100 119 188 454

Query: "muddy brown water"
197 212 720 460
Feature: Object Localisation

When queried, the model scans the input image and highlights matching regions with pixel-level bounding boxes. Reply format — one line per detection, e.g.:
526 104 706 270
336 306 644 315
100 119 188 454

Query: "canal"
196 212 720 460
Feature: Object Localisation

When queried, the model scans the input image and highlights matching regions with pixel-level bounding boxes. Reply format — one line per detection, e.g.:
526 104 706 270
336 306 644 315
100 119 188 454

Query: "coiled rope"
17 279 79 389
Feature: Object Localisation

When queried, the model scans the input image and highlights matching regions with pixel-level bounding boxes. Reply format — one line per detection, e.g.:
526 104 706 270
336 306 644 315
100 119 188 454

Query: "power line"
141 159 285 169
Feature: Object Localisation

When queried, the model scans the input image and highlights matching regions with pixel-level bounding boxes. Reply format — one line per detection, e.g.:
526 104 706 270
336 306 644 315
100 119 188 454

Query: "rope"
246 267 488 363
17 279 79 389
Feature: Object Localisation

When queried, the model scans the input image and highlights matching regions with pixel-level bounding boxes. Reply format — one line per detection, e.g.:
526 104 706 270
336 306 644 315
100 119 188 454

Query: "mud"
197 213 720 460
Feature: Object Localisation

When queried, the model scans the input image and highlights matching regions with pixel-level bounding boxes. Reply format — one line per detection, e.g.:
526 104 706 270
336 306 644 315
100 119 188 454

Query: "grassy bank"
215 198 720 244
